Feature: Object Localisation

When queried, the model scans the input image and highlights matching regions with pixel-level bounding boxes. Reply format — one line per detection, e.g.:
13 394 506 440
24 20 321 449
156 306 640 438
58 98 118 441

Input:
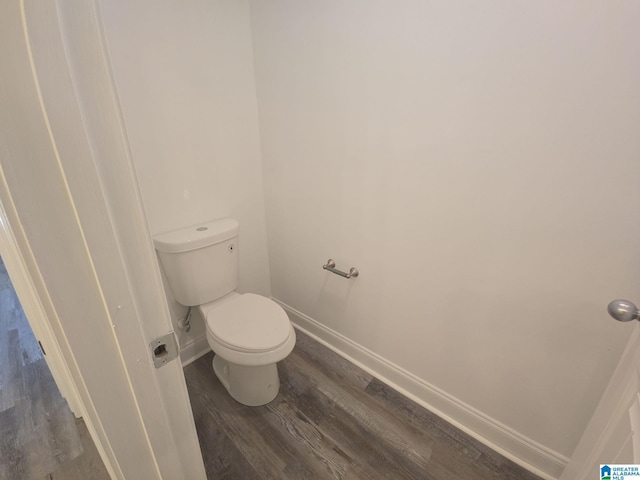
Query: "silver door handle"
608 299 640 322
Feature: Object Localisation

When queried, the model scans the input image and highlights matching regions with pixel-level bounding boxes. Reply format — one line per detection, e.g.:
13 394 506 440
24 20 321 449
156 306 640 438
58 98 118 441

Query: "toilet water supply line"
178 306 192 332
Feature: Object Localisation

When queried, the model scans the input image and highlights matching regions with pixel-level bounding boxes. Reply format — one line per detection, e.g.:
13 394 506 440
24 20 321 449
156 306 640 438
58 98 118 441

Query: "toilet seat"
200 292 296 367
205 293 291 353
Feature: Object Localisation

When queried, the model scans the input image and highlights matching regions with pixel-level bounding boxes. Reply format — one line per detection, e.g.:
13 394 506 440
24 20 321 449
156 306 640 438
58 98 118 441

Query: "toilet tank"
153 219 239 306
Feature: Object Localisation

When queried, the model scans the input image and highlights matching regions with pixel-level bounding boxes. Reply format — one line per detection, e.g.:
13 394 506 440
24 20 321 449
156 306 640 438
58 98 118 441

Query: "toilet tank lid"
153 218 239 253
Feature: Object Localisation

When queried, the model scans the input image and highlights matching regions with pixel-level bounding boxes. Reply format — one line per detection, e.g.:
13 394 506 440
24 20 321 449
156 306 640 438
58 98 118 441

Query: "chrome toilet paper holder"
323 259 359 279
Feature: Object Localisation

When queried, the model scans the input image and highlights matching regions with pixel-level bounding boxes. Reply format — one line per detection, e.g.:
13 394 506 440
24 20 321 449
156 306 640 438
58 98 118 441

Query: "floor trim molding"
276 299 567 480
179 333 210 367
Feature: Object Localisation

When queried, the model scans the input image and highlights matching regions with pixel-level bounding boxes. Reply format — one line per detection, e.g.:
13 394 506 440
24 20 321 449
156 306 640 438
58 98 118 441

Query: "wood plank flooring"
185 331 543 480
1 246 545 480
0 257 109 480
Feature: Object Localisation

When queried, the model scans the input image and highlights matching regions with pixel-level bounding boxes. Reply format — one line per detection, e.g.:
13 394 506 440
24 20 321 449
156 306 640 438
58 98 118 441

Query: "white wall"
250 0 640 474
98 0 270 352
93 0 640 476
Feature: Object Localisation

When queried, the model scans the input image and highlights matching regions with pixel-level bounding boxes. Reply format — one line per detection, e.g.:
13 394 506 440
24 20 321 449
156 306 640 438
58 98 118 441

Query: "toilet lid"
206 294 291 352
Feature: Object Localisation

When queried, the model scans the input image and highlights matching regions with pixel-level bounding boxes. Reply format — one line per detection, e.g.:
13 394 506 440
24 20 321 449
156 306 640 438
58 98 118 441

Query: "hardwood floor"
185 331 543 480
1 248 544 479
0 257 109 480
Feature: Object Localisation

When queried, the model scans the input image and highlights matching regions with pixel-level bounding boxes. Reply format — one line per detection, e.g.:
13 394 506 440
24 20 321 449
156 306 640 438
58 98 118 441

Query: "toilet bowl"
199 292 296 406
153 218 297 407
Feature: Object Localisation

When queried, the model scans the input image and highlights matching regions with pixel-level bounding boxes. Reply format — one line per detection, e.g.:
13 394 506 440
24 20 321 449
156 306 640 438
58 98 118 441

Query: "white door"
0 1 206 478
560 317 640 479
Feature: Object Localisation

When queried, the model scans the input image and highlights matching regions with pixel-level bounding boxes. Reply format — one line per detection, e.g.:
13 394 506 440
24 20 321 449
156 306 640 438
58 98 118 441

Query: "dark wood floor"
0 257 109 480
2 248 544 480
185 331 542 480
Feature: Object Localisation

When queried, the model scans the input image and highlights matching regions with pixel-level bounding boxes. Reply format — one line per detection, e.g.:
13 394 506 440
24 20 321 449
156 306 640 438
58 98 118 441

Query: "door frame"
560 323 640 479
0 179 85 419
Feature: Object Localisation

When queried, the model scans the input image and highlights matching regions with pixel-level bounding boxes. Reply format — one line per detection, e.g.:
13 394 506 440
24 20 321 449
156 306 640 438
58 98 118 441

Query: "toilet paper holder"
323 259 359 279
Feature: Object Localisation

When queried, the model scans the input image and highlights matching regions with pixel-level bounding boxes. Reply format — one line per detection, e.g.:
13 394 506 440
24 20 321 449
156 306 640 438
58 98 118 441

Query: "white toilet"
153 218 296 406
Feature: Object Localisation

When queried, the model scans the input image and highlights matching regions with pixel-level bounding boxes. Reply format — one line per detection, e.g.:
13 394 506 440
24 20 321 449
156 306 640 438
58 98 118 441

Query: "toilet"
153 218 296 406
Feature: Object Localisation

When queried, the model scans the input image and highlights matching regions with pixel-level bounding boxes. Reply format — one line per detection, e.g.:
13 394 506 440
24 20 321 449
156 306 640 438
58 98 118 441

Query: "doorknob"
607 299 640 322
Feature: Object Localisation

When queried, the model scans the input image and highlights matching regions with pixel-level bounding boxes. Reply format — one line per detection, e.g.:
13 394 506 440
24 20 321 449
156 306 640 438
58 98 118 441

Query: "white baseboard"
276 299 568 480
179 333 211 367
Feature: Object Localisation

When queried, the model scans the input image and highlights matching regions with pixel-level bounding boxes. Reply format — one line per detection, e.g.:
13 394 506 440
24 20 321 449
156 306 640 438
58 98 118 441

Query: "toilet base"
212 354 280 406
